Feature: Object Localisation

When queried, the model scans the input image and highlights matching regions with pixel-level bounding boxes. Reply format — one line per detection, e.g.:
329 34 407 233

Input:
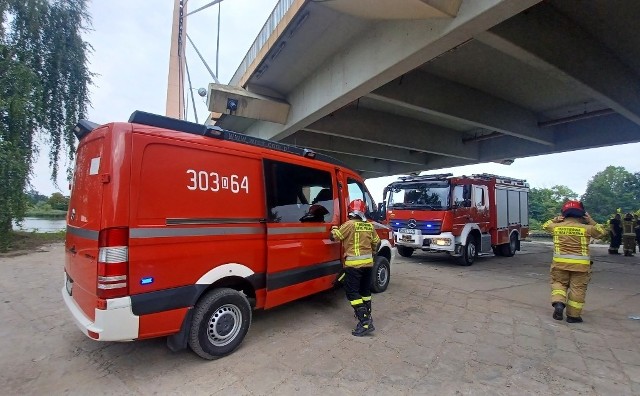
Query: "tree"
581 166 640 223
0 0 92 251
528 185 578 226
25 189 48 206
47 192 69 211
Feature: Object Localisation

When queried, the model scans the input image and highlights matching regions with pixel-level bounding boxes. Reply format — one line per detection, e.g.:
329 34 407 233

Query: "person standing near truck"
331 199 380 336
543 200 605 323
622 213 637 256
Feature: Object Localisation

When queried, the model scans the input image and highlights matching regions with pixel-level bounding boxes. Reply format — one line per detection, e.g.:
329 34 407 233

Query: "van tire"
500 233 518 257
188 288 251 360
371 256 390 293
456 236 477 266
397 245 414 258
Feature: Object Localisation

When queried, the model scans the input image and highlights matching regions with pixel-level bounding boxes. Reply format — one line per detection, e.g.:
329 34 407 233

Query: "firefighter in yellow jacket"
331 199 380 336
543 200 605 323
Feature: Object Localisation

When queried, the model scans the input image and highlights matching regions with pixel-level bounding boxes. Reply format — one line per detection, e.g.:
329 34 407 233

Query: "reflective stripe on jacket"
332 219 380 268
543 216 605 272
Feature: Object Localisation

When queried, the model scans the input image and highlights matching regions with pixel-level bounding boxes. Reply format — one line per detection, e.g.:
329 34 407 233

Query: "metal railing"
229 0 295 86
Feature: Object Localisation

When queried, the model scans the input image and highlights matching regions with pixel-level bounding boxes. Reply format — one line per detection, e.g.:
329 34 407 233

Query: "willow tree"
0 0 92 250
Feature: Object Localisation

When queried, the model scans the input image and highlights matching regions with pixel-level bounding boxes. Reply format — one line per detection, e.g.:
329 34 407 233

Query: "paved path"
1 242 639 395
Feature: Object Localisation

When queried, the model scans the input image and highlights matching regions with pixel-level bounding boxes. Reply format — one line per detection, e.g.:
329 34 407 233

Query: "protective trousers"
550 267 591 318
344 266 374 336
623 235 636 255
344 266 372 308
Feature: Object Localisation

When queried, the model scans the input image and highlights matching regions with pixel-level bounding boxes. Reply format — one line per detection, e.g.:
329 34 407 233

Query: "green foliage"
47 192 69 211
581 166 640 223
25 189 48 205
0 0 91 251
528 185 578 225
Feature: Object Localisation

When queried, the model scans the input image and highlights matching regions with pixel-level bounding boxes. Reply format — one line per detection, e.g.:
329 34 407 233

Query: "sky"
30 0 640 202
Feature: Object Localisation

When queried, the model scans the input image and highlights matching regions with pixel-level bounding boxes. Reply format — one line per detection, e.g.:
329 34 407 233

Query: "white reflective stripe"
131 226 263 238
97 282 127 289
97 275 127 282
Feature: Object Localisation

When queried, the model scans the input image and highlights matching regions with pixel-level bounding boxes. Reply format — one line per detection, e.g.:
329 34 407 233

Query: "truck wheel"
397 245 414 258
500 233 518 257
371 256 390 293
456 236 477 266
188 288 251 360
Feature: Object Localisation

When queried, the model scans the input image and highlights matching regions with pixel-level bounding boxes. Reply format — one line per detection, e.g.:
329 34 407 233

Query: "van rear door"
65 127 107 321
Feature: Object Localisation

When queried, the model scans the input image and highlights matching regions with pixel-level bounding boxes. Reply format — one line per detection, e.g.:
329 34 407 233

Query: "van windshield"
387 182 450 210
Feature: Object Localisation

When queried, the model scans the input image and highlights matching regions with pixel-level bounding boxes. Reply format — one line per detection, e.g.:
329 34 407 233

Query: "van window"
264 160 334 223
347 178 375 215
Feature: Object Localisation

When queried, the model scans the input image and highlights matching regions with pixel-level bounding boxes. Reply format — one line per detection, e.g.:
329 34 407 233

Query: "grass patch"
2 230 66 255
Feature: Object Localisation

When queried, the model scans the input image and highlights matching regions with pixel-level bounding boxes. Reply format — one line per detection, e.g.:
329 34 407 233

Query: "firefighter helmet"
348 199 367 221
561 200 585 218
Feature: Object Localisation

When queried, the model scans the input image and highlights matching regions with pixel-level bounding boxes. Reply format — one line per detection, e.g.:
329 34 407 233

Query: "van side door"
263 160 341 308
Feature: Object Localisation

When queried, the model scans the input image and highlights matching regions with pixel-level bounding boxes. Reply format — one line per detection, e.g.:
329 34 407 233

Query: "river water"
12 217 66 233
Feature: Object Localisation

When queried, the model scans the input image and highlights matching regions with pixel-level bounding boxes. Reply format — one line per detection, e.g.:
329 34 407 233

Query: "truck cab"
383 173 529 266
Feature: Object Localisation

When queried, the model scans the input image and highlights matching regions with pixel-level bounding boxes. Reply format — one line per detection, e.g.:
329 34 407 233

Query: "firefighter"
330 199 380 336
635 214 640 251
543 200 605 323
608 213 622 254
622 213 637 256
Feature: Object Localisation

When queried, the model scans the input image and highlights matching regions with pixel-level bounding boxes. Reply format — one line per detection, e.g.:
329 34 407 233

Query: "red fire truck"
382 173 529 265
63 111 392 359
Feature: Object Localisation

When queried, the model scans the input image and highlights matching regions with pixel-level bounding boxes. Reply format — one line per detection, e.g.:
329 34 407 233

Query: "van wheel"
456 236 477 266
371 256 390 293
188 288 251 360
500 233 518 257
397 245 414 258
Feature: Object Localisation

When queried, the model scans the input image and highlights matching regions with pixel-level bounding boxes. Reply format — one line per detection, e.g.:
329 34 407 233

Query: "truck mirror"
376 202 387 221
463 185 472 200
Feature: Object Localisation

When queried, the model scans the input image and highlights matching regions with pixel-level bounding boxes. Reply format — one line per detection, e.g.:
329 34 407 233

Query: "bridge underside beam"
244 0 542 142
369 70 554 145
281 133 431 166
476 3 640 126
301 106 478 160
478 114 640 160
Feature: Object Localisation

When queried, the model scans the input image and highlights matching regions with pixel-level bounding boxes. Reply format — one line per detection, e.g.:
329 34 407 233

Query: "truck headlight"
433 238 451 246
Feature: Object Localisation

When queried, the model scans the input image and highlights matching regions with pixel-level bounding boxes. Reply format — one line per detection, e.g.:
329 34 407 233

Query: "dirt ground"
1 242 640 395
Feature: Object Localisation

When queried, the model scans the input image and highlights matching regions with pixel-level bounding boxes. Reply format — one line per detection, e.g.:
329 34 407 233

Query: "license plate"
399 228 418 234
65 274 73 296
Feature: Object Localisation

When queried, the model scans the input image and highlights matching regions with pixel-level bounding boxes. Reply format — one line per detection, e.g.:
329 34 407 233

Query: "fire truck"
382 173 529 266
63 111 392 359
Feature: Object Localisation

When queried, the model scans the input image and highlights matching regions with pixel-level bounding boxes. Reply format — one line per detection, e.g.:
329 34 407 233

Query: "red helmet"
561 200 585 217
348 199 367 221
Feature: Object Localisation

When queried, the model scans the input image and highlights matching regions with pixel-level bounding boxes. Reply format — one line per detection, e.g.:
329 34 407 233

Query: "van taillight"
97 227 129 300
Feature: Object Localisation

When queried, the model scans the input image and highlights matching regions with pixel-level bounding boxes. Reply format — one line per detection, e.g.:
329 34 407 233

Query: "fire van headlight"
432 238 451 246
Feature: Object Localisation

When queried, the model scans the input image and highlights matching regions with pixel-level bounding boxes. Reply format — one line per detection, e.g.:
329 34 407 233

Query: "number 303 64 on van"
63 111 393 359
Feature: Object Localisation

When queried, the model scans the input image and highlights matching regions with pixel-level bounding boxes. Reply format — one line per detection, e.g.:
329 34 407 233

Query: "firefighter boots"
566 316 583 323
364 300 372 319
352 305 374 337
552 302 565 321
